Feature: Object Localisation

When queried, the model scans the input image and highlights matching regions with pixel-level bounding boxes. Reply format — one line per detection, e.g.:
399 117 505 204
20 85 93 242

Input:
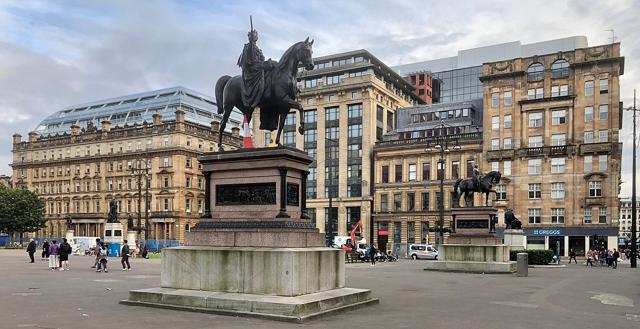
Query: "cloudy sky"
1 0 639 195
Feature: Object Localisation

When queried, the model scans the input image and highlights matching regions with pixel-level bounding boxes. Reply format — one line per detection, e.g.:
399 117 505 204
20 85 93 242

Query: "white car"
409 244 438 260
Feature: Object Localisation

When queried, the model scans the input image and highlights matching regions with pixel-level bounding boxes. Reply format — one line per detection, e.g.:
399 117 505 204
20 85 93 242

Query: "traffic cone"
242 115 254 148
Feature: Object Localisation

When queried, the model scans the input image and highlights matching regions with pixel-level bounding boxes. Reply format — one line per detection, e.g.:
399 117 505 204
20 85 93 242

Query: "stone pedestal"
65 229 75 252
425 207 515 274
126 231 137 248
103 222 123 244
121 147 377 322
503 229 525 248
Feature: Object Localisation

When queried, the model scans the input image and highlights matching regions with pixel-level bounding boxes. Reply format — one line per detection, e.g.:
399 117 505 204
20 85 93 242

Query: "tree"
0 186 46 242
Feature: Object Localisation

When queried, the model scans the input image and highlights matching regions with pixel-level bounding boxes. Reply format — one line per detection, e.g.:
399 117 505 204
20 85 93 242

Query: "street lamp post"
325 138 339 247
425 121 461 246
130 159 151 245
625 90 638 268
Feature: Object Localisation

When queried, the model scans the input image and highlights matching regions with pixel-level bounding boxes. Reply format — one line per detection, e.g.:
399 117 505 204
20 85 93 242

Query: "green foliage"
0 186 46 236
509 249 555 265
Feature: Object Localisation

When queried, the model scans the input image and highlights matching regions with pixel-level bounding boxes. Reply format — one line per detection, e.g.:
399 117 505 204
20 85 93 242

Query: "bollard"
517 252 528 277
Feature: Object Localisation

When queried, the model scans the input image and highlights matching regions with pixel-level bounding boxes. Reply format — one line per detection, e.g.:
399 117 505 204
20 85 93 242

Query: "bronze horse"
452 171 502 207
214 38 315 150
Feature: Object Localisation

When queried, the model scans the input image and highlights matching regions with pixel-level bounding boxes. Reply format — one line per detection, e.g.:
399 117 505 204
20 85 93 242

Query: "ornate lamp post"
325 138 339 247
424 121 461 246
130 159 151 245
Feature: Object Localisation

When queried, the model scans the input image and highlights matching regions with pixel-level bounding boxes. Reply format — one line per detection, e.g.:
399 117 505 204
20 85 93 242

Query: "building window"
551 158 566 174
584 155 593 173
407 193 415 211
491 92 499 108
551 208 565 224
380 194 388 211
599 130 608 143
325 107 339 121
551 182 565 199
347 144 362 158
599 79 609 93
527 88 544 100
598 155 608 171
348 104 363 118
589 181 602 197
599 207 607 223
584 208 592 224
348 124 362 138
529 112 542 127
421 192 429 210
504 91 512 106
501 116 512 130
437 162 445 180
528 183 541 199
451 161 460 180
584 131 594 144
382 166 389 183
551 134 566 146
162 157 171 167
552 110 566 125
528 159 542 175
304 129 317 143
163 177 170 188
551 59 569 78
284 131 296 145
585 80 594 96
347 164 362 179
491 139 500 150
496 185 507 200
186 158 192 168
285 113 296 126
491 116 499 130
409 164 417 181
528 135 543 148
393 193 401 211
503 138 512 150
504 161 511 176
527 63 544 82
352 91 359 99
551 84 568 97
584 106 593 123
422 163 431 181
304 110 317 123
395 164 403 182
163 199 170 211
528 208 541 224
599 104 608 120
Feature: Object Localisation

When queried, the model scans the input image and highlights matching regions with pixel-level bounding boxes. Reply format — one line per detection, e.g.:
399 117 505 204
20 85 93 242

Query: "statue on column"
107 200 119 223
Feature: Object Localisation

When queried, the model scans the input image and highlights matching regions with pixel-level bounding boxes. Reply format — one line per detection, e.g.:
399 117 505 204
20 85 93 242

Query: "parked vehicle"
408 244 438 260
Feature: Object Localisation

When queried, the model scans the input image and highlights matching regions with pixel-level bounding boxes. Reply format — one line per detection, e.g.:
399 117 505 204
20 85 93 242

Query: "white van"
408 244 438 260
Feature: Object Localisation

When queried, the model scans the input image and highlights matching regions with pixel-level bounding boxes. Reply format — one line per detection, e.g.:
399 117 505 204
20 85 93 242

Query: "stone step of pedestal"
424 260 517 274
121 287 378 323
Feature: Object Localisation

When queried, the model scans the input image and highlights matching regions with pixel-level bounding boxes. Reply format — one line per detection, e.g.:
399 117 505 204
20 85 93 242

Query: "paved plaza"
0 249 638 329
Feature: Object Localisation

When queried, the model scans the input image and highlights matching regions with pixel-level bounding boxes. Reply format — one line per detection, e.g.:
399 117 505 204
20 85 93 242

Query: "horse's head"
299 37 314 70
485 171 501 185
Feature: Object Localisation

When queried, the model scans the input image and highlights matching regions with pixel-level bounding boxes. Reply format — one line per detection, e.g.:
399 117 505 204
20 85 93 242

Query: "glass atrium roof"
34 86 242 136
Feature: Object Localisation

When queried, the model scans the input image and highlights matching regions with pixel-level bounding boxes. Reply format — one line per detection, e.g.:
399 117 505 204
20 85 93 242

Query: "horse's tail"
453 179 462 194
215 75 232 114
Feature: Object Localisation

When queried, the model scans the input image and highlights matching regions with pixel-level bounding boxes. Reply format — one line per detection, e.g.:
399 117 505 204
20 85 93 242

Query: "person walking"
41 239 49 260
612 248 619 269
26 239 36 263
59 238 72 271
96 243 108 273
121 240 131 271
369 243 377 266
91 238 101 269
568 249 577 264
48 240 60 270
586 250 595 267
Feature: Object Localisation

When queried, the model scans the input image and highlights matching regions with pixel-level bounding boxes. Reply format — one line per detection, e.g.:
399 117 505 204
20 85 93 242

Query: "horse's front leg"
274 114 287 146
282 95 305 134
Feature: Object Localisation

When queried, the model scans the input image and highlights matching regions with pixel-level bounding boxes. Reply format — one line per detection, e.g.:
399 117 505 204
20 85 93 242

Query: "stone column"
202 172 212 218
564 235 570 257
544 236 549 250
300 170 309 219
276 167 289 218
584 236 590 257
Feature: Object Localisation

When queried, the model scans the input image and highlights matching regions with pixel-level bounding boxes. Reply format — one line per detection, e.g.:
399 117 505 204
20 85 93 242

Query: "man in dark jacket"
59 238 72 270
121 240 131 271
41 239 49 260
26 239 36 263
612 249 619 269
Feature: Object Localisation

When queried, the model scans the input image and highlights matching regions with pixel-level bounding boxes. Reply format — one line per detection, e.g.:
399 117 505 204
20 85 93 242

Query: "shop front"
519 227 619 257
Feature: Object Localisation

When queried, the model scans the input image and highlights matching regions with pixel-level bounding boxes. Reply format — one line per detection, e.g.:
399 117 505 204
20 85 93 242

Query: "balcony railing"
580 142 612 155
516 145 574 158
150 211 180 218
376 132 483 148
486 149 515 161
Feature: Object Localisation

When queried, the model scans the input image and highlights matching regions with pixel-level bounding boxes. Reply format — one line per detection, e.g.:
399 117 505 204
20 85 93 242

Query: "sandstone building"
11 87 242 241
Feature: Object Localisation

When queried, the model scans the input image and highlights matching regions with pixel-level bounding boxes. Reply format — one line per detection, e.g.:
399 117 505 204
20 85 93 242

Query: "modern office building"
252 49 422 245
393 36 589 103
372 101 484 255
618 198 637 246
481 42 624 256
11 87 242 241
403 71 435 104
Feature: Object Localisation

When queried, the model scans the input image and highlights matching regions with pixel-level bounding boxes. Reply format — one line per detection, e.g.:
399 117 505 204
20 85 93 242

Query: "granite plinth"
185 229 325 247
424 260 516 273
160 246 344 296
503 229 525 248
121 287 378 323
447 235 503 245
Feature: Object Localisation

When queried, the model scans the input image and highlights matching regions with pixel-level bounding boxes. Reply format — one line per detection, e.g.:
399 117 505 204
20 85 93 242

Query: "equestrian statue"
452 164 502 207
215 17 315 150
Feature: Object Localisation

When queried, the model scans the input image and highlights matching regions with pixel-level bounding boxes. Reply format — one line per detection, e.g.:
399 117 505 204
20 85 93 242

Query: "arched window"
551 59 570 78
527 63 544 82
185 224 190 232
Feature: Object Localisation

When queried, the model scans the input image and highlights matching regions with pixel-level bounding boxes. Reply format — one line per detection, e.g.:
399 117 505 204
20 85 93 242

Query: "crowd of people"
586 248 623 268
26 238 141 272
